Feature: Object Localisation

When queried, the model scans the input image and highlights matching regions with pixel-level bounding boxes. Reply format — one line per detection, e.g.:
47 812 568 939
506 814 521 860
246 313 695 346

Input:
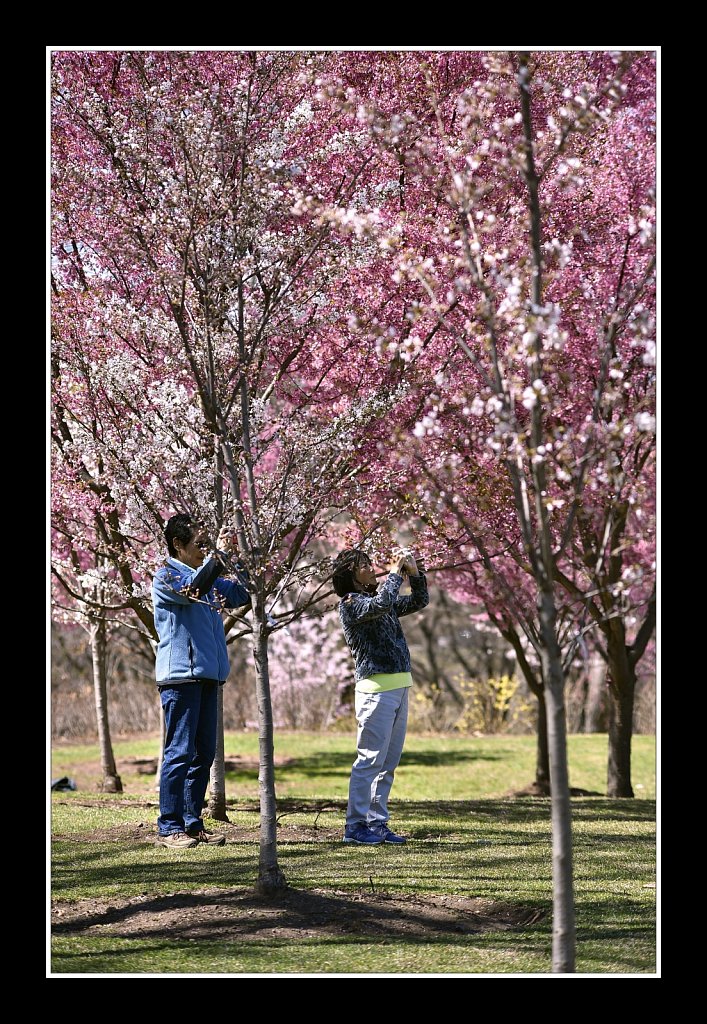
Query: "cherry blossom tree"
335 48 655 972
331 50 655 798
51 524 124 794
51 296 162 789
268 607 350 729
51 50 655 955
51 49 429 891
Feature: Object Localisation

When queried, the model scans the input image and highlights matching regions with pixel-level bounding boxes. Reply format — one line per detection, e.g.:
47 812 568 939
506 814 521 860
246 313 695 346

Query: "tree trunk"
538 589 575 973
535 689 551 793
89 613 122 793
252 615 287 893
500 628 549 792
606 664 636 798
211 446 230 819
208 685 229 820
584 653 608 734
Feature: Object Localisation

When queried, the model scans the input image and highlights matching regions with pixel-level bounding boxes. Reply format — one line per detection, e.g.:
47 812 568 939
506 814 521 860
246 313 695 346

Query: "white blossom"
641 340 656 366
634 412 656 433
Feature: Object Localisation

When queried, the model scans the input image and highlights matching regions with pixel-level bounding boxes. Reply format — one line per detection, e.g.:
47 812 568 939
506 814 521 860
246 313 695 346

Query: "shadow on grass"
224 751 503 784
51 931 654 974
234 749 502 781
575 897 657 943
50 930 557 975
266 797 656 826
51 846 259 896
51 797 655 908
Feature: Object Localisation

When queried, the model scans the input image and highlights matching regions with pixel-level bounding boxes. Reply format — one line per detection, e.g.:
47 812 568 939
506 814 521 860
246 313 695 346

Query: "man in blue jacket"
153 513 250 849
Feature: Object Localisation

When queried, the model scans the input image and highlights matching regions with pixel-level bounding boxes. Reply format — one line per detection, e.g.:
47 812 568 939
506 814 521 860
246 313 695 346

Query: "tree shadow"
274 749 501 777
52 884 545 942
265 796 655 824
51 846 259 896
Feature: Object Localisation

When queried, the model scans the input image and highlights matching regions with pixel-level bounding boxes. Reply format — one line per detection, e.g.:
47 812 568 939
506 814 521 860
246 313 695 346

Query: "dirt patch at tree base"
510 782 604 798
52 886 544 942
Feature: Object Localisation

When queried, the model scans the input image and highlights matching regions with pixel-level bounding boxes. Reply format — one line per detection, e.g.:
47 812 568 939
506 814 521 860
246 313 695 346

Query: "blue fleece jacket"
152 556 250 686
338 572 429 681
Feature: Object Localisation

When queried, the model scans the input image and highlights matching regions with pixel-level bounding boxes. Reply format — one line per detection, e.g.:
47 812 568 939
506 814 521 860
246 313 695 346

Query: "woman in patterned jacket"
332 548 429 845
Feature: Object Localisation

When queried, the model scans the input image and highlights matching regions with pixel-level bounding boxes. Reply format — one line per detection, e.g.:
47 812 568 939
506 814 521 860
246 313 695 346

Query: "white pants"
346 687 409 826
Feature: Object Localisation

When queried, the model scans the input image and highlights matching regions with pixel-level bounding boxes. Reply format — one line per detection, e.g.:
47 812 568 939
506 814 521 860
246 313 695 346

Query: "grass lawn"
50 732 657 976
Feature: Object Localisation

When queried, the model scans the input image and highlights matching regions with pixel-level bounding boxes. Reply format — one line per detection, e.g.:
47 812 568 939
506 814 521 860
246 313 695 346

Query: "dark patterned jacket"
339 572 429 681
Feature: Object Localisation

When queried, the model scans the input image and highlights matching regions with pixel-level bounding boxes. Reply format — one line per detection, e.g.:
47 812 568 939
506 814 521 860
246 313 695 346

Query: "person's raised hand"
403 553 419 576
389 555 408 576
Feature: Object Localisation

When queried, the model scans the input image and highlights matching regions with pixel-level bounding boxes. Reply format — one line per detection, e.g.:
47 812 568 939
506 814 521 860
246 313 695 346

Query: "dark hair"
165 513 195 558
332 548 371 597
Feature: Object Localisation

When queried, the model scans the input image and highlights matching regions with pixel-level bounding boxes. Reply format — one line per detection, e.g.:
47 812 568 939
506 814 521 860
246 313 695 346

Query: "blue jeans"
346 687 409 827
157 682 219 836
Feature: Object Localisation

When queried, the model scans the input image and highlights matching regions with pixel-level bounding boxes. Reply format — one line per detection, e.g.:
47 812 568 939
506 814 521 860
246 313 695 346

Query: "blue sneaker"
343 822 384 845
369 823 407 844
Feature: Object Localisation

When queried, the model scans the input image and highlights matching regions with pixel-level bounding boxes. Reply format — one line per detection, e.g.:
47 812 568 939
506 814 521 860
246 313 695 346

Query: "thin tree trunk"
208 685 229 820
504 631 549 794
89 612 122 793
516 50 574 971
604 593 654 795
538 588 575 973
601 591 654 795
606 666 636 798
535 690 551 794
252 614 286 892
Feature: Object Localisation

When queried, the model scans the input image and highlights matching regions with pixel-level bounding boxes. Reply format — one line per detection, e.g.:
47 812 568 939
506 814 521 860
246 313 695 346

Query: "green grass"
50 732 657 976
52 731 657 801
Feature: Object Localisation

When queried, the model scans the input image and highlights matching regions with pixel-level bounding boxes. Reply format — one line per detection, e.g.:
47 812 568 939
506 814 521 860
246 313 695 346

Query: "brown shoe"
188 829 226 846
156 831 198 849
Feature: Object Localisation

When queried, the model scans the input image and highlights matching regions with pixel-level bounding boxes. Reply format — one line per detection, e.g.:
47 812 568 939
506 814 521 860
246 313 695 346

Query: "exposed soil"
52 886 543 942
511 781 603 798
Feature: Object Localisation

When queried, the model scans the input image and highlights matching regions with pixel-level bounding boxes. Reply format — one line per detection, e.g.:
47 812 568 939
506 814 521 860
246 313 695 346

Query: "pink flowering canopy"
52 50 655 656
